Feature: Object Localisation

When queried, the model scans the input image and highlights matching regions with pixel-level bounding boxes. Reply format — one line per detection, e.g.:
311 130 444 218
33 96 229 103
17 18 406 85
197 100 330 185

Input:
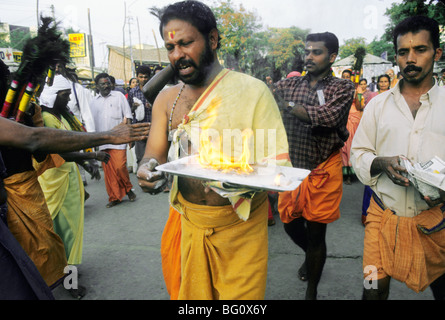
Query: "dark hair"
342 69 352 76
94 72 110 84
393 15 440 51
306 32 339 55
377 74 390 90
159 0 221 49
359 78 367 84
154 65 164 72
136 65 152 77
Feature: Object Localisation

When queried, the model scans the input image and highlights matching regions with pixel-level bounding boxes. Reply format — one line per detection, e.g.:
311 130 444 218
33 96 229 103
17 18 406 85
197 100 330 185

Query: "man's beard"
174 41 214 86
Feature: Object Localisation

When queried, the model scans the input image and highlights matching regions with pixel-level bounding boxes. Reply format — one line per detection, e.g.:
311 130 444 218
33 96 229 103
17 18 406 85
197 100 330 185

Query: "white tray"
156 156 310 192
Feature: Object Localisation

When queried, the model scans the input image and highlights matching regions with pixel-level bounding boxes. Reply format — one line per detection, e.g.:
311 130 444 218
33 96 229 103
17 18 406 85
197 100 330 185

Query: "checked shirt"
127 86 151 124
274 74 355 170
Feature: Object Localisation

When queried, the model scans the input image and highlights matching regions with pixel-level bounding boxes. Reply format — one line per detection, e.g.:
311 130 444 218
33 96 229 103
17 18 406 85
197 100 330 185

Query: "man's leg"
305 220 327 300
135 140 147 165
362 276 391 300
430 273 445 300
283 218 308 280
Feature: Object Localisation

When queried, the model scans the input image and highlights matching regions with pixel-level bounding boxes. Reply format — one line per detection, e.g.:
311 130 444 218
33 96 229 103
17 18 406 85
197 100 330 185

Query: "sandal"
106 200 121 208
67 285 87 299
298 262 308 281
127 190 136 202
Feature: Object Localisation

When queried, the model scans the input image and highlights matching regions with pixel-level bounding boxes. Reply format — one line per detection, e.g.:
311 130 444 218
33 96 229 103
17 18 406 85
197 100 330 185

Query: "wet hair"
94 72 110 84
393 15 440 51
159 0 221 49
306 32 339 55
136 65 152 77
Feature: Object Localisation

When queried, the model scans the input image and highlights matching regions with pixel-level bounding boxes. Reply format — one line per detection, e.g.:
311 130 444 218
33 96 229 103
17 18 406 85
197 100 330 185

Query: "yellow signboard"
69 33 86 58
13 51 22 63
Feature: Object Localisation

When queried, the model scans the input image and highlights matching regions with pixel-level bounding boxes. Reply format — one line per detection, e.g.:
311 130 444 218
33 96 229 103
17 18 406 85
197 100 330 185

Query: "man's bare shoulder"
150 83 184 119
159 83 184 97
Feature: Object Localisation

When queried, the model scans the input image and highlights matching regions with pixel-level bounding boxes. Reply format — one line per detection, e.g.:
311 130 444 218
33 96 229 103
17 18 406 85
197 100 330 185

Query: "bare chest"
168 86 204 130
403 95 422 119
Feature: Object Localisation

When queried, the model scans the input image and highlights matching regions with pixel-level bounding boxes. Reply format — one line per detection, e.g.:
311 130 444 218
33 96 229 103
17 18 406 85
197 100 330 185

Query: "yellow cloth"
169 68 291 221
4 159 68 287
364 195 445 292
177 191 269 300
36 112 85 265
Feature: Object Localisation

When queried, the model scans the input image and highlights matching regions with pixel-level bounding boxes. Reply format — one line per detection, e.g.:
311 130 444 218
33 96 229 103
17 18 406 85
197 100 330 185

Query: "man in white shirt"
90 73 136 208
351 16 445 300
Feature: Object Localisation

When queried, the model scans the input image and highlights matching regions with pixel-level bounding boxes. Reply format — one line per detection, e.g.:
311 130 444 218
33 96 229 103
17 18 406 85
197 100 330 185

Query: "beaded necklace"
168 83 186 133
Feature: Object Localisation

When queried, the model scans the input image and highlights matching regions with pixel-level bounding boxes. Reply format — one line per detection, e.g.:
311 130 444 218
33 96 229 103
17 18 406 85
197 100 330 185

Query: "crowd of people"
1 0 445 301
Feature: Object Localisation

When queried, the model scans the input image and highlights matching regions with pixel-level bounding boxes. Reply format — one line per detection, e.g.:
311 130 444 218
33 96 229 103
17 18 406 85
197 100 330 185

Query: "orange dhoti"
363 194 445 292
102 149 133 202
278 151 343 224
161 206 182 300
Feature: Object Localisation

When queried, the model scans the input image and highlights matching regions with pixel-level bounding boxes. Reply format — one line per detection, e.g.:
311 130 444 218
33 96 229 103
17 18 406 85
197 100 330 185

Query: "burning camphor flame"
198 128 254 174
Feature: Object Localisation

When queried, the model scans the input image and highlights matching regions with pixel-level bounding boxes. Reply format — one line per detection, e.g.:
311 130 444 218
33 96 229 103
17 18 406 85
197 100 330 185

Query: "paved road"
52 170 434 300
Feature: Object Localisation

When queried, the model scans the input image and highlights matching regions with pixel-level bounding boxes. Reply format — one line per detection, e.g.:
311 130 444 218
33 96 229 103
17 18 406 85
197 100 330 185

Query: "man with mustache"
272 32 355 299
351 16 445 299
90 73 137 208
137 0 291 300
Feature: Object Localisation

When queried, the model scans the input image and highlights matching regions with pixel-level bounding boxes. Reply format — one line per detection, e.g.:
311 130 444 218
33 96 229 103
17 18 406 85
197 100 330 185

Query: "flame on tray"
198 127 254 174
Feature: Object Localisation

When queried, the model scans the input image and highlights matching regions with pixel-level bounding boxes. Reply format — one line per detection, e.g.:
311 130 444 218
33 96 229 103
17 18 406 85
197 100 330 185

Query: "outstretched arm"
0 116 149 154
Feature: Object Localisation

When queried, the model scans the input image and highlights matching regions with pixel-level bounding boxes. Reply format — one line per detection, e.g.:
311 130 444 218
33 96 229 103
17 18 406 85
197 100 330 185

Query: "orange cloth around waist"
177 191 268 300
363 195 445 292
161 206 182 300
278 151 343 224
102 149 132 202
4 170 67 287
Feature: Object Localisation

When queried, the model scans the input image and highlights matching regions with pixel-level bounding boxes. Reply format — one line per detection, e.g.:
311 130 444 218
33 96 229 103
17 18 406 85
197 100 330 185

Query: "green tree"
339 37 367 59
264 26 308 80
212 0 263 72
383 0 445 43
367 37 395 64
0 28 31 51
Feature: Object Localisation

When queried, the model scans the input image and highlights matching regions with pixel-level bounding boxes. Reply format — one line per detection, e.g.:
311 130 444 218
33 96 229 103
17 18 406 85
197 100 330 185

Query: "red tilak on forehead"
169 31 176 40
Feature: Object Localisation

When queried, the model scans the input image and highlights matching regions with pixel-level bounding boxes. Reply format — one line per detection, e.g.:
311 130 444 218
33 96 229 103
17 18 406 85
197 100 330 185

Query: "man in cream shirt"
90 73 136 208
351 16 445 300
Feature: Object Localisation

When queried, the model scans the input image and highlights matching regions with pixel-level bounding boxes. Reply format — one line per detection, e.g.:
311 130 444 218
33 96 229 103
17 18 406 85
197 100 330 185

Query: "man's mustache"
403 65 422 73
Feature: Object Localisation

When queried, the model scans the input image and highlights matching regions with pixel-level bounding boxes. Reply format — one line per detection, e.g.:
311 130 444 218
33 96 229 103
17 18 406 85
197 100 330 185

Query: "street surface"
52 170 434 300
